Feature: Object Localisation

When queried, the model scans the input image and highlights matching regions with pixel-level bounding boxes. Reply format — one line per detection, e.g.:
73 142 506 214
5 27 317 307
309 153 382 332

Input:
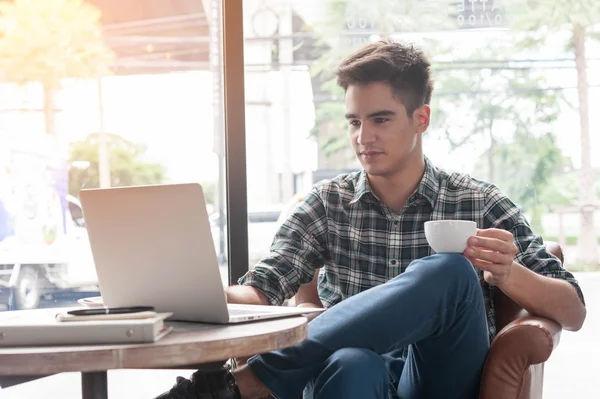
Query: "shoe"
154 366 242 399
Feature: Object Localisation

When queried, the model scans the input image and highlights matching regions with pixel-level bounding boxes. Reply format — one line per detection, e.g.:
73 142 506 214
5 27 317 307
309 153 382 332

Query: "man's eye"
374 118 388 124
349 120 361 126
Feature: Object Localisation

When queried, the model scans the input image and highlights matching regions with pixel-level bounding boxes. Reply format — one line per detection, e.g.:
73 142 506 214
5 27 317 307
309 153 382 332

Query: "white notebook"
0 309 173 347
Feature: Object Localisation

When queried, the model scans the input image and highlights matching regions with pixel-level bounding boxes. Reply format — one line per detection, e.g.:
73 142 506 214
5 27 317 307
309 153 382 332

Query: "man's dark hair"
336 40 433 116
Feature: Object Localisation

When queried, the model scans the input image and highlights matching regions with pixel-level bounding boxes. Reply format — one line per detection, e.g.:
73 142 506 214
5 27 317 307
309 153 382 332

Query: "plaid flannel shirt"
239 157 585 341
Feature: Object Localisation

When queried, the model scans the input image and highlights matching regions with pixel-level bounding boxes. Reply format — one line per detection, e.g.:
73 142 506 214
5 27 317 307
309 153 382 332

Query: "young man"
157 40 586 399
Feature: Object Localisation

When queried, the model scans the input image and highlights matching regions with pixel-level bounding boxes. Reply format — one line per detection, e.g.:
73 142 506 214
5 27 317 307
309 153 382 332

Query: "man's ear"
414 105 431 134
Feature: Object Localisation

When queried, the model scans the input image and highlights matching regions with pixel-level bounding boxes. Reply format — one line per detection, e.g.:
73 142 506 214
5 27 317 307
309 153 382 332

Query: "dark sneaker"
154 366 242 399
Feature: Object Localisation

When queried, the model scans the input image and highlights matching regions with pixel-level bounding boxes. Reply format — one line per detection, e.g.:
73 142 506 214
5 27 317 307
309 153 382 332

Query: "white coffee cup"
424 220 477 253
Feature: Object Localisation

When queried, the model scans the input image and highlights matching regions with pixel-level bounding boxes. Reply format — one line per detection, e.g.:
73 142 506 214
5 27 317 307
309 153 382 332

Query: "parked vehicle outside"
0 131 97 310
210 205 283 267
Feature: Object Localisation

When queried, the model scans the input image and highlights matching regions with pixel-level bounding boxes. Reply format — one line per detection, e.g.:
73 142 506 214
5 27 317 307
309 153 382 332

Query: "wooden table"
0 312 308 399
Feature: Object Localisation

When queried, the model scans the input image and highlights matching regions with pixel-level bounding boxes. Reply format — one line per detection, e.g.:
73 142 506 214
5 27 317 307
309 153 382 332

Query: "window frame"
222 0 250 285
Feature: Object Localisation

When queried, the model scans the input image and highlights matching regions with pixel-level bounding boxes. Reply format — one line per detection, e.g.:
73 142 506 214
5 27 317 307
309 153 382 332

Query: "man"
157 40 586 399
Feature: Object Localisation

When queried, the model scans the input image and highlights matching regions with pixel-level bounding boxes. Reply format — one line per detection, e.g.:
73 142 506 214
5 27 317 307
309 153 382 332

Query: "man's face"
345 82 429 177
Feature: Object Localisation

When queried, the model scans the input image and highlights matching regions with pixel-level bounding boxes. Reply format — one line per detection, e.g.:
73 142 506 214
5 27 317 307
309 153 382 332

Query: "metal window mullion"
222 0 249 285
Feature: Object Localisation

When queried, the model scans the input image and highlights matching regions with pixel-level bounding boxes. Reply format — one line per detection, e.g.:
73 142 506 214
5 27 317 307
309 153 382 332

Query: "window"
239 0 600 272
0 0 228 314
239 0 599 397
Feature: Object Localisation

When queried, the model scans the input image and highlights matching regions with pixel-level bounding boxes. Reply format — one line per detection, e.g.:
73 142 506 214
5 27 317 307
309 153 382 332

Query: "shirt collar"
349 169 373 205
350 156 439 207
416 157 439 207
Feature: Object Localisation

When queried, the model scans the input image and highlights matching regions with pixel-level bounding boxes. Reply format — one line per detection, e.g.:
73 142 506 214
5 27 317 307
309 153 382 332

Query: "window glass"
241 0 599 396
240 0 600 267
0 0 228 318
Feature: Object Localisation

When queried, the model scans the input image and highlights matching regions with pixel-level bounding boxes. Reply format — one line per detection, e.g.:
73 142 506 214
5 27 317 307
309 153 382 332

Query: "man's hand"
225 285 270 305
464 228 585 331
464 228 518 286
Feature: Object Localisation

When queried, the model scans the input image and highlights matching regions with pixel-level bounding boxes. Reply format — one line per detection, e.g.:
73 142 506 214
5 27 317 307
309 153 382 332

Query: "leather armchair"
293 242 564 399
479 241 563 399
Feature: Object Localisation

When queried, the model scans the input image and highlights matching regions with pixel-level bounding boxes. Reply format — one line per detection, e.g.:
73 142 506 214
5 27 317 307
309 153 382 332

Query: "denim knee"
406 253 479 288
312 348 389 397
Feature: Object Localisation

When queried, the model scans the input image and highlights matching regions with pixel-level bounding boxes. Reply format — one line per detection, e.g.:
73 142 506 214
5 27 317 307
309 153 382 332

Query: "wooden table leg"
81 371 108 399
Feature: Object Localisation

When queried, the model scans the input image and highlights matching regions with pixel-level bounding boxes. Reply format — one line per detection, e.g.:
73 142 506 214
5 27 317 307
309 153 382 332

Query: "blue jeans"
247 253 490 399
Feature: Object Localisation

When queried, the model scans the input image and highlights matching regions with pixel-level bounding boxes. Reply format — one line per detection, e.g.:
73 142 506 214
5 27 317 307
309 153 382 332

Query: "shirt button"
390 259 397 266
393 220 399 225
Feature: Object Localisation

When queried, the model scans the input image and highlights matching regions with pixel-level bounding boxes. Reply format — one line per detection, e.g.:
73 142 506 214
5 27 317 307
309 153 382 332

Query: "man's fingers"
476 228 513 241
468 236 517 256
466 246 514 265
467 256 495 271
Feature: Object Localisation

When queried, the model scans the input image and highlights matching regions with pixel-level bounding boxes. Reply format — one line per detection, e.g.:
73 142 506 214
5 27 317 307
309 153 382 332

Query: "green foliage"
68 133 166 196
498 0 600 58
541 168 600 206
308 0 593 240
0 0 114 89
565 262 600 272
502 0 600 264
310 90 347 158
431 41 562 148
544 236 600 247
201 180 217 207
429 47 564 218
473 133 569 232
437 42 567 232
0 0 115 135
503 0 600 31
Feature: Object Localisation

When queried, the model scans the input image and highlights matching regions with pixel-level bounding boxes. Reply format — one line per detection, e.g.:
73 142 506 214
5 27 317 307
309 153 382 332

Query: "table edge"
0 317 308 375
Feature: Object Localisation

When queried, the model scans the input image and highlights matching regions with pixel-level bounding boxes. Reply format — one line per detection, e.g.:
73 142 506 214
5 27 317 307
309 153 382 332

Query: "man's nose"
357 126 376 145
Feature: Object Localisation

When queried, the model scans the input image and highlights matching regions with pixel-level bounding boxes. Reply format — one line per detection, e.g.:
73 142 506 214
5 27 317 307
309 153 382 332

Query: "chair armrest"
493 312 561 363
479 313 562 398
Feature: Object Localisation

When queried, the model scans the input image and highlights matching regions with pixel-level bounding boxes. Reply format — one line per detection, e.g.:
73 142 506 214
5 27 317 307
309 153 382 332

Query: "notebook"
0 308 173 346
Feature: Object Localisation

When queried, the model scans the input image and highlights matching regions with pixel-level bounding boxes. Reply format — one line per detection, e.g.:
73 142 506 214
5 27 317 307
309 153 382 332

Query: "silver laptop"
78 183 323 323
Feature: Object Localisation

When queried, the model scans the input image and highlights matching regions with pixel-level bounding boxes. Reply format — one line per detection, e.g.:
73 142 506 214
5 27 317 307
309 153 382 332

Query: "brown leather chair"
293 242 564 399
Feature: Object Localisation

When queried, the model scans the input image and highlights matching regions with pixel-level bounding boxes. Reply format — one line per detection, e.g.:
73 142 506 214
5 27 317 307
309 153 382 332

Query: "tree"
430 44 562 183
473 133 569 233
0 0 114 135
427 46 565 235
502 0 600 265
305 1 584 247
68 133 166 196
309 81 348 165
201 180 217 209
